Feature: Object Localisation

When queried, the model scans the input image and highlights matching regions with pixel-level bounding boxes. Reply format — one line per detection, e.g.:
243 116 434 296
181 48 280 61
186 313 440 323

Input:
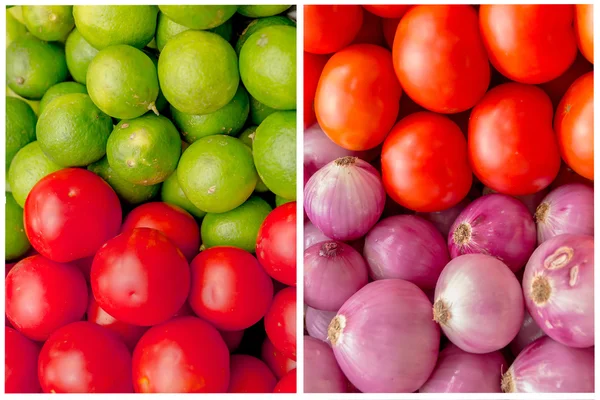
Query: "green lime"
7 34 68 100
238 126 270 193
8 141 62 207
73 6 158 49
8 6 24 24
158 30 239 115
201 195 272 252
6 96 36 171
177 135 258 213
22 6 74 41
7 9 28 47
238 5 292 18
143 50 168 114
161 170 207 219
88 157 160 205
235 15 295 55
250 95 277 125
39 81 87 115
107 115 181 185
155 12 233 52
240 25 296 110
276 195 293 206
254 111 296 199
36 93 113 167
6 192 30 261
7 87 40 116
158 5 237 29
87 45 159 119
210 19 233 43
64 28 98 85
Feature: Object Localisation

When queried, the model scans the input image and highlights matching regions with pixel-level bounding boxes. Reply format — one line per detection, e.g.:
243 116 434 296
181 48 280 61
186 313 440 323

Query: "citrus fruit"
87 45 160 119
171 86 249 143
143 50 168 113
237 5 292 18
88 157 160 205
6 87 40 116
155 12 233 52
6 9 28 47
22 6 74 42
158 5 237 29
253 111 297 199
36 93 113 167
73 5 158 49
250 95 278 125
238 126 270 193
276 195 293 206
65 28 98 85
6 96 36 171
8 6 24 23
6 192 31 261
201 195 272 252
8 141 62 207
158 30 239 115
239 25 297 110
106 115 181 185
39 82 87 115
235 15 295 54
177 135 258 213
161 170 207 219
7 34 68 99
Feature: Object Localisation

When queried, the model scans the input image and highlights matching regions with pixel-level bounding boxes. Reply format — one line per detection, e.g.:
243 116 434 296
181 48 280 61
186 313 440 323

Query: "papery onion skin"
363 215 449 289
535 183 594 244
482 186 549 215
501 336 594 393
306 306 336 343
419 344 506 393
522 234 594 348
448 194 536 272
433 254 524 354
329 279 440 393
304 336 348 393
304 221 331 250
417 198 469 237
304 157 386 241
509 309 546 357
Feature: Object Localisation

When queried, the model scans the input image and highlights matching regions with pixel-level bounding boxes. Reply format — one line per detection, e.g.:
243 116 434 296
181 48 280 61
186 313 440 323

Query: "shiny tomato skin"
363 5 411 18
469 83 561 195
539 53 593 111
228 355 277 393
382 17 400 49
315 44 401 151
554 72 594 180
480 5 577 84
121 202 200 261
23 168 121 263
189 246 274 331
304 52 329 128
273 368 297 393
304 5 363 54
264 287 296 361
381 112 472 212
256 202 297 286
393 5 490 113
575 4 593 63
352 10 384 46
132 316 230 393
6 255 87 341
5 327 41 393
261 336 297 379
91 227 190 326
38 321 133 393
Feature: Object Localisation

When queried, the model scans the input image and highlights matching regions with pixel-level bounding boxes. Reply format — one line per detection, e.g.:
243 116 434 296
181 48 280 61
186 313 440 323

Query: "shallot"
304 336 347 393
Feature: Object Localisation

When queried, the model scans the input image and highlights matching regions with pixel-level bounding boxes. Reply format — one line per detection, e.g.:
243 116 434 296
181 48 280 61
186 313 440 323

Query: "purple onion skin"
304 157 386 241
502 336 594 393
419 344 506 393
522 234 594 348
483 186 549 215
304 336 348 393
304 221 331 250
306 306 336 343
508 309 546 357
433 254 524 354
329 279 440 393
448 194 536 272
416 198 468 238
535 183 594 244
304 241 369 311
363 215 449 290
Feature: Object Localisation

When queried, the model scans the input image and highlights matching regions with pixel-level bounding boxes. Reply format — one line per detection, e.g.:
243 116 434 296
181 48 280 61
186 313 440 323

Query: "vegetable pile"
5 5 297 393
303 4 594 393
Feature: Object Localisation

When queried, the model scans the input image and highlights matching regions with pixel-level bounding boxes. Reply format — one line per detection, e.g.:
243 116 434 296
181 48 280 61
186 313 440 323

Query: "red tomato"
539 53 593 111
5 327 41 393
189 246 273 331
381 112 472 212
24 168 121 263
228 355 277 393
6 255 87 341
381 17 400 49
261 336 297 379
72 255 94 281
393 5 490 113
351 10 384 46
38 321 133 393
121 202 200 261
363 5 411 18
219 329 244 353
273 368 296 393
554 72 594 180
315 44 401 151
304 5 363 54
575 4 593 64
304 52 329 128
256 202 297 286
91 228 190 326
469 83 561 195
264 287 296 361
5 262 16 276
132 316 230 393
480 5 577 84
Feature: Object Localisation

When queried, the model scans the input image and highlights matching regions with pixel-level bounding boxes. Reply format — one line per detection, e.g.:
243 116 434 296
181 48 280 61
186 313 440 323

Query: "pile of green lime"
6 5 296 259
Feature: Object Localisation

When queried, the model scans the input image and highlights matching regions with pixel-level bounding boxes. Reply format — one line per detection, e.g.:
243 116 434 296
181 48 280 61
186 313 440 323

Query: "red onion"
448 194 536 272
416 199 468 237
304 241 368 311
304 221 331 250
304 157 385 241
509 310 546 357
535 183 594 244
328 279 440 393
501 336 594 393
419 344 506 393
304 336 348 393
363 215 449 290
483 186 549 215
433 254 524 354
305 306 336 343
522 234 594 348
